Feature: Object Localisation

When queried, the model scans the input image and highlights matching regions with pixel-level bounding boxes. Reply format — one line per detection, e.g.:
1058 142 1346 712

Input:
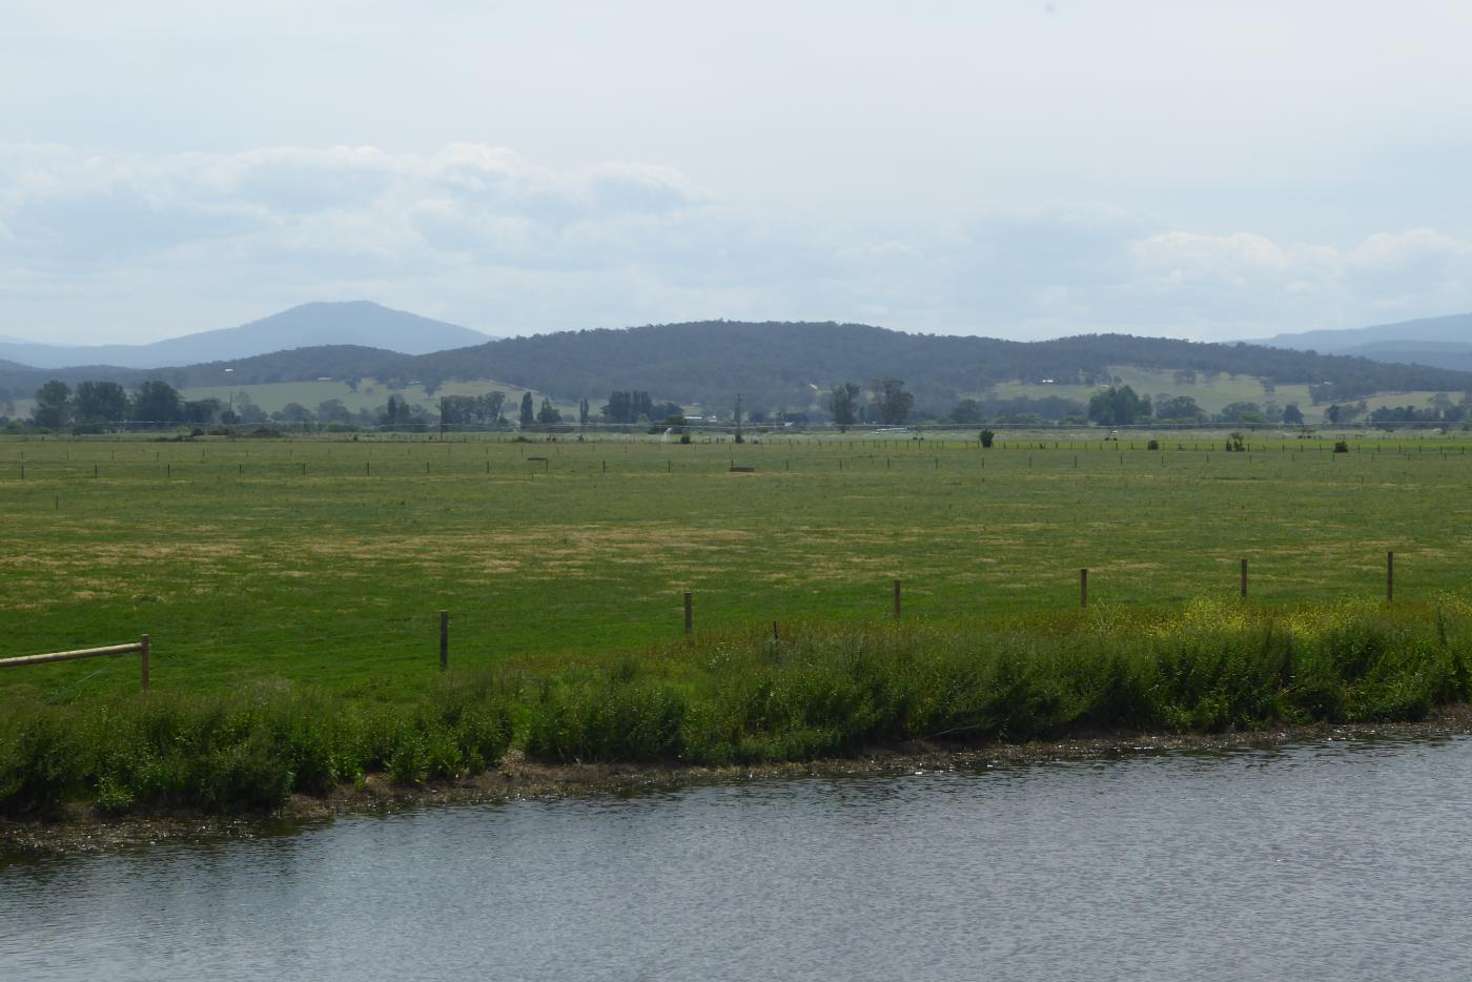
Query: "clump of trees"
821 379 915 427
599 391 681 424
1087 386 1152 426
437 392 507 428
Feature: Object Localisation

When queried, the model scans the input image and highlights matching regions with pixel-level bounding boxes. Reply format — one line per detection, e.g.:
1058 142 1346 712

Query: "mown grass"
4 598 1469 818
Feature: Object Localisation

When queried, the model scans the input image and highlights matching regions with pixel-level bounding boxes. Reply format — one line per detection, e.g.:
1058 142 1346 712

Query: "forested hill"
409 322 1472 409
5 321 1472 412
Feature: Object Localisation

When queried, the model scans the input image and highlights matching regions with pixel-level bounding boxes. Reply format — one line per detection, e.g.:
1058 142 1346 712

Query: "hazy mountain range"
0 301 492 369
2 303 1470 416
1259 313 1472 371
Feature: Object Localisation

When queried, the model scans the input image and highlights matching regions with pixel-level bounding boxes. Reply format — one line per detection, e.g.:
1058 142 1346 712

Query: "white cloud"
2 143 1472 344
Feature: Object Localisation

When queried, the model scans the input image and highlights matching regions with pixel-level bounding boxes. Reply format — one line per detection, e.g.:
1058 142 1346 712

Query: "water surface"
5 738 1471 981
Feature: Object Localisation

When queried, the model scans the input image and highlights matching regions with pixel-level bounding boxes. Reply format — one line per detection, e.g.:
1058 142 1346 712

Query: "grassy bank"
5 598 1470 819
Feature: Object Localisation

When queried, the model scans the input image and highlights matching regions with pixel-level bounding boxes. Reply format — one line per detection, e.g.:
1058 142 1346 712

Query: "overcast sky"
4 1 1471 345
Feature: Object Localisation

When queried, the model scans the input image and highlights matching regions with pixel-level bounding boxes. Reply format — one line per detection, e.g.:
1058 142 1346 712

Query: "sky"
3 0 1472 346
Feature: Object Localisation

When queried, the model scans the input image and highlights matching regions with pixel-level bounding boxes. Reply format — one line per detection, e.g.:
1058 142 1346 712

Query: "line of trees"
31 379 224 428
21 374 1471 436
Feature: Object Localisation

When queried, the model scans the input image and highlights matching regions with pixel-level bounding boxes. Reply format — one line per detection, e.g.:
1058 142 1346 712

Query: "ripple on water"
4 738 1472 982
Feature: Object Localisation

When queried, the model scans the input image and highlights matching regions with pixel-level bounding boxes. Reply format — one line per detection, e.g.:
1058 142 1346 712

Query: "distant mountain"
0 301 492 369
1259 313 1472 371
6 320 1470 416
1337 341 1472 373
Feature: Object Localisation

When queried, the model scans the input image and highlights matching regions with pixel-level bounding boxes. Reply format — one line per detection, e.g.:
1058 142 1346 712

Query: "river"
5 737 1472 981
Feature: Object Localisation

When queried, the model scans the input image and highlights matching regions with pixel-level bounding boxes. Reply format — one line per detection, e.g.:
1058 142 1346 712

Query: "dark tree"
481 391 507 423
381 395 416 427
1087 385 1149 426
950 399 983 424
872 379 914 425
184 399 223 424
132 380 183 423
1154 395 1204 421
32 380 72 428
827 382 860 429
317 399 354 425
519 391 535 426
74 381 130 423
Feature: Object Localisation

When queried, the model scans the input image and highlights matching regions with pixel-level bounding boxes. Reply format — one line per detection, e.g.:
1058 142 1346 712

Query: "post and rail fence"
0 553 1409 682
0 635 151 690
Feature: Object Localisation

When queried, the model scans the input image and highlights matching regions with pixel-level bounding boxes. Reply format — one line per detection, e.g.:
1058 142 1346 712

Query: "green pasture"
2 431 1471 704
985 364 1451 421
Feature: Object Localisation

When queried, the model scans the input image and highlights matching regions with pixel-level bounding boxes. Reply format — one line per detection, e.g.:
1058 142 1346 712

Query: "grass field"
986 365 1453 421
2 430 1472 708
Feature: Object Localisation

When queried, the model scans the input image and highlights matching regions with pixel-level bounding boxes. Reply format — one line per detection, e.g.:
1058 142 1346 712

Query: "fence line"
0 552 1413 683
0 636 150 690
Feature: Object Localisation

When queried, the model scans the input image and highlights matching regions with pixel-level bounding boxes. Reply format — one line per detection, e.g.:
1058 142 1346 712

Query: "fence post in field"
684 592 693 639
893 579 902 620
1386 551 1394 604
439 610 449 670
140 634 150 691
1241 559 1248 599
1080 568 1089 608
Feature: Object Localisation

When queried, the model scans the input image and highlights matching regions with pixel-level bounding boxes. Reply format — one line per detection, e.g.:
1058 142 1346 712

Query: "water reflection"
4 738 1472 981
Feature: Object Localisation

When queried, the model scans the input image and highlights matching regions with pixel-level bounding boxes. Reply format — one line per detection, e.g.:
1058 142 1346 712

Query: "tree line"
17 375 1472 434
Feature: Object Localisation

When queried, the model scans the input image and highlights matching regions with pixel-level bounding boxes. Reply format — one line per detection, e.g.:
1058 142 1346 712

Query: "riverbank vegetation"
5 598 1469 819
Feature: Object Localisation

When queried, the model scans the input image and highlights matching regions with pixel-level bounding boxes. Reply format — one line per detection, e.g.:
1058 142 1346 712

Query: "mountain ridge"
5 321 1469 418
0 301 492 369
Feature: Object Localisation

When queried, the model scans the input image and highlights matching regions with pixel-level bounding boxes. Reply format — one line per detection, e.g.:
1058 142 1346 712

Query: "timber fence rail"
0 636 151 690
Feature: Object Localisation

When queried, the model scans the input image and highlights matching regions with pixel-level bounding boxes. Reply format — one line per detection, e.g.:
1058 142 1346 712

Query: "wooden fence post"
1241 558 1248 599
893 579 902 620
684 592 693 639
1080 568 1089 609
140 634 150 691
1387 551 1394 604
439 610 449 670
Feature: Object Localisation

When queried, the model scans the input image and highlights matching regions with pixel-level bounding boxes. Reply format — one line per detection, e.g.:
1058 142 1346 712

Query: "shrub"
3 603 1470 816
979 430 995 448
1334 440 1350 453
